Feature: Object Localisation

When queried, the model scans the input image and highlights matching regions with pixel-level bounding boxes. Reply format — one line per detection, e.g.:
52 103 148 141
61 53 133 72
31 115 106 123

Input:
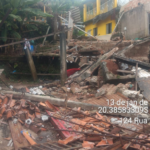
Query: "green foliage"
9 14 22 21
73 29 85 38
10 0 21 8
20 0 41 6
20 8 53 17
11 31 21 39
46 0 73 14
1 29 7 42
26 24 38 30
0 0 53 44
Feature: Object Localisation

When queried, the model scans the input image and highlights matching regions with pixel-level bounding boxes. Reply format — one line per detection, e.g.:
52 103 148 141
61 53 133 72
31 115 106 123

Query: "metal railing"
86 8 97 21
85 0 115 22
100 0 115 14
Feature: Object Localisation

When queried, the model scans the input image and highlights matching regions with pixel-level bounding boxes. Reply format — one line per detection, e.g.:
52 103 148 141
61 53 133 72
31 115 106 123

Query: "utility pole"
25 46 37 81
60 32 67 86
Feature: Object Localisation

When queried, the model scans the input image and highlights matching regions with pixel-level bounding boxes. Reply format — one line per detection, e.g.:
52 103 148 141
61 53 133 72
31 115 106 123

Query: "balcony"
100 0 115 14
84 0 116 22
86 8 97 21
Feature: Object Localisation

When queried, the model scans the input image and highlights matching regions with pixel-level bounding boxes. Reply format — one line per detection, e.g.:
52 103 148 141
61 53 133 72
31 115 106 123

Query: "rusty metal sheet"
9 120 29 150
137 76 150 100
47 111 76 139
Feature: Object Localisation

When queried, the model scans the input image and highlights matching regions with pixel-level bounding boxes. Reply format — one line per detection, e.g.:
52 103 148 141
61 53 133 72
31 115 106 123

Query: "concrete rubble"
1 37 150 150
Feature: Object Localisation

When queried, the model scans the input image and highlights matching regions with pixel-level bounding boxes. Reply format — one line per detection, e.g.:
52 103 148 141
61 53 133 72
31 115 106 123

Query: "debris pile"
1 37 150 149
0 94 150 150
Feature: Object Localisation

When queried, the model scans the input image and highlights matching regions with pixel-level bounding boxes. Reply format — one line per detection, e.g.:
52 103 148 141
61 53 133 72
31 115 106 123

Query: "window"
93 28 97 36
106 23 112 34
87 30 91 36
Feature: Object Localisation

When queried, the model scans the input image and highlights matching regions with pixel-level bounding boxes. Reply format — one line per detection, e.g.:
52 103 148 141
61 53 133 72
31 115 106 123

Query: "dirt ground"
0 122 12 150
0 120 59 150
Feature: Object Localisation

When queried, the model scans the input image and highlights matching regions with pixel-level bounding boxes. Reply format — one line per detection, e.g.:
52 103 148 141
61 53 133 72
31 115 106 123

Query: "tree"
43 0 73 40
44 0 85 40
0 0 53 43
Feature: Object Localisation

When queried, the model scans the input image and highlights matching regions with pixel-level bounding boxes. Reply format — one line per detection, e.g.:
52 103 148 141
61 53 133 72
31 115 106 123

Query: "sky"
118 0 130 6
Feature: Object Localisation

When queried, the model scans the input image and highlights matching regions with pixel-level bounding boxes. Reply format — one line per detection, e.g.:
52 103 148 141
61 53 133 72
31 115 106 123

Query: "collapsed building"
0 36 150 150
1 0 150 150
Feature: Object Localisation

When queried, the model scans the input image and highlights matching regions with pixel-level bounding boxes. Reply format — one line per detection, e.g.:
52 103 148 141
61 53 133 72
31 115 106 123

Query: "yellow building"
83 0 118 39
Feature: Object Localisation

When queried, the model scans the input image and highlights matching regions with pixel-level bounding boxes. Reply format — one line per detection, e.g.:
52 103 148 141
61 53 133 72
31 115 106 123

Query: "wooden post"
135 63 138 91
54 14 58 40
67 27 73 40
97 66 101 88
42 26 50 45
25 47 37 81
60 32 67 86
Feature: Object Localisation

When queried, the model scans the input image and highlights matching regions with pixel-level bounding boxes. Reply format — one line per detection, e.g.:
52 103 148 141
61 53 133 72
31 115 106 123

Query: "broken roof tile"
9 99 16 108
58 135 83 145
71 119 87 126
82 141 95 149
96 139 113 147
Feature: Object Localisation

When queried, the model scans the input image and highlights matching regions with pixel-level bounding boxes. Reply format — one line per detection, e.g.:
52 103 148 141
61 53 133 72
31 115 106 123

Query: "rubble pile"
0 94 150 150
41 38 150 104
1 37 150 150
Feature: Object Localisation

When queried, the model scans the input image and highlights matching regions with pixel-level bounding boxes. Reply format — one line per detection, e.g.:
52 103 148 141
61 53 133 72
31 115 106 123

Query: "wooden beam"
117 69 134 74
60 32 67 86
0 29 69 48
25 47 37 81
2 90 149 119
73 47 119 83
11 73 60 76
135 62 138 91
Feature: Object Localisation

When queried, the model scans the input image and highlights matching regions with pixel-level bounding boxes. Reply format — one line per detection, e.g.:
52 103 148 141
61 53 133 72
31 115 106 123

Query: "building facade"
117 0 150 40
83 0 118 40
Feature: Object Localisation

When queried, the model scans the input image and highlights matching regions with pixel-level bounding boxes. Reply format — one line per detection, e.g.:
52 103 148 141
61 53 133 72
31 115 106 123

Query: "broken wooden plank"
102 61 135 82
9 120 29 150
101 125 150 150
25 47 37 81
135 63 138 91
2 91 150 119
73 47 119 83
117 70 134 74
79 46 102 53
113 54 150 69
0 29 69 48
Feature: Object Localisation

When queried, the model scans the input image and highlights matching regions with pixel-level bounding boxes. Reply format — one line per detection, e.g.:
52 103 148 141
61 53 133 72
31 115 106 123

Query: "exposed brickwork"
102 59 119 74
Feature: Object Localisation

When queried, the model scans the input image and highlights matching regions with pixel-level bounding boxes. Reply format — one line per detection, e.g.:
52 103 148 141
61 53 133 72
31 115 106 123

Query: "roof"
120 0 150 13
